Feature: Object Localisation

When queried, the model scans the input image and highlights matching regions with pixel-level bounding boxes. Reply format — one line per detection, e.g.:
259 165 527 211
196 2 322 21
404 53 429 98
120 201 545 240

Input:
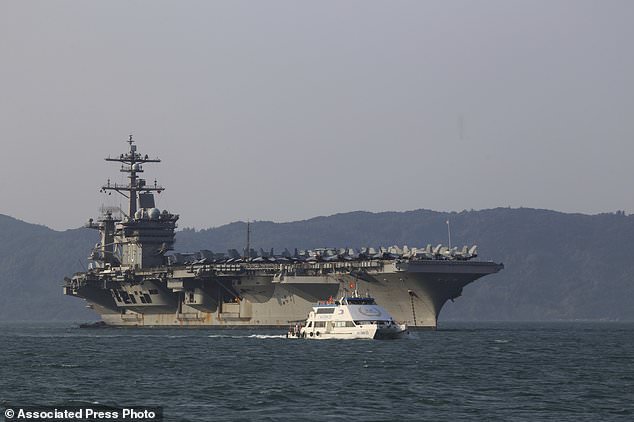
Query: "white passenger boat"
287 294 408 340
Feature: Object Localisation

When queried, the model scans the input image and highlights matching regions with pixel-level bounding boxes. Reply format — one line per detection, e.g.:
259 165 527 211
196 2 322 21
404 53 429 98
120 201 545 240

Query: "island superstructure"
63 138 503 328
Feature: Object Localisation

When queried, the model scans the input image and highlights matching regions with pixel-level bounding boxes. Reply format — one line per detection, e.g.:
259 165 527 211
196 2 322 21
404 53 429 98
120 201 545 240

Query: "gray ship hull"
66 260 503 329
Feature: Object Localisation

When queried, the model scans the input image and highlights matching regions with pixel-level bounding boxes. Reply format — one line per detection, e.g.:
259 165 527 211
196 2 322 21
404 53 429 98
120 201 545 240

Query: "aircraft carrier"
63 138 503 329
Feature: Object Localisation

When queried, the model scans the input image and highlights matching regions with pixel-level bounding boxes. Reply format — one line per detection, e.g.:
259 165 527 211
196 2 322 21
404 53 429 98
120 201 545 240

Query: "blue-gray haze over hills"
1 208 632 323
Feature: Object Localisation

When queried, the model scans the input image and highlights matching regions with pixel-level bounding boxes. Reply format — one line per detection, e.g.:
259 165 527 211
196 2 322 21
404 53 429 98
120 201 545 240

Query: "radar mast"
101 135 164 218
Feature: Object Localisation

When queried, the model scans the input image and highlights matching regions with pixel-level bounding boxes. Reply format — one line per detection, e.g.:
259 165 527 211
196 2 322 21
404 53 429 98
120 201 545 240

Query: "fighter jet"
454 245 478 260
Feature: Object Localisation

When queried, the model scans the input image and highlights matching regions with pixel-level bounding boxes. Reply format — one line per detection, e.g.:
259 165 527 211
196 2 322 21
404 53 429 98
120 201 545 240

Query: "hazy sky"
1 0 633 230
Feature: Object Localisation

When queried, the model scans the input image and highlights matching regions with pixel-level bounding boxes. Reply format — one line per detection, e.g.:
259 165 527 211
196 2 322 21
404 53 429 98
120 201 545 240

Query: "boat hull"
373 325 409 340
289 323 407 340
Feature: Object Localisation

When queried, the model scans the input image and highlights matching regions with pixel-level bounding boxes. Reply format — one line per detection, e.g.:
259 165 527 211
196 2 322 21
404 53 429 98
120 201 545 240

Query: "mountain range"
1 208 632 323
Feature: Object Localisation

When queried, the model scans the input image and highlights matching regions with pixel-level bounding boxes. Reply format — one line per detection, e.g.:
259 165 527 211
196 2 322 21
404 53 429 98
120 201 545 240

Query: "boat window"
307 321 312 328
316 308 335 314
314 321 326 328
346 321 355 327
346 298 376 305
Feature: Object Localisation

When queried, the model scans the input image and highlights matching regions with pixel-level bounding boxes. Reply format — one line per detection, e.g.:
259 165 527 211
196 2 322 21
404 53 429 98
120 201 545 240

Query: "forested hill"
0 214 96 321
1 208 633 322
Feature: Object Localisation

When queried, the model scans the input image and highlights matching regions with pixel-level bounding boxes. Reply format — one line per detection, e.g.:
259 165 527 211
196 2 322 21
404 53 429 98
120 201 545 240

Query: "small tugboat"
287 293 408 340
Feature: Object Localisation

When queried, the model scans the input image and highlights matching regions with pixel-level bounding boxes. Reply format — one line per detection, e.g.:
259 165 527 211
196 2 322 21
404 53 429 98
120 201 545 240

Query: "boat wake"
207 334 286 339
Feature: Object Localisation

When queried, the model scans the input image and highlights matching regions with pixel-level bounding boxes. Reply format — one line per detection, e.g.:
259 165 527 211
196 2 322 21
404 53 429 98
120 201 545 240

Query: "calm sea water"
1 322 632 421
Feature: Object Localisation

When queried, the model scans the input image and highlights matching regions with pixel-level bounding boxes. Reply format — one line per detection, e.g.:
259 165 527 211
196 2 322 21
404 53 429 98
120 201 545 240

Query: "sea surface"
1 322 633 421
